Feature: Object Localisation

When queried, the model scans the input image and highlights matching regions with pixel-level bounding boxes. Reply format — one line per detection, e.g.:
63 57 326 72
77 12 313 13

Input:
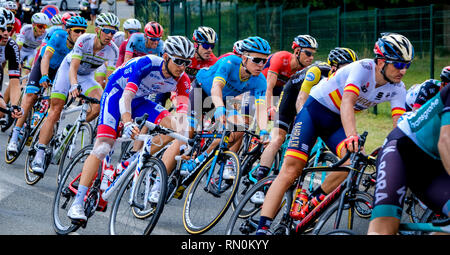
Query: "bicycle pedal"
71 219 87 228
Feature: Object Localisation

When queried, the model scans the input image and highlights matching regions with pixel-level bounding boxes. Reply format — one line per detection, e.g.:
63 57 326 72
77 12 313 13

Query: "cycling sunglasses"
101 28 117 35
71 28 86 34
245 55 268 65
386 60 411 70
127 29 139 34
200 43 215 50
300 49 315 57
146 36 160 42
6 25 13 32
35 24 47 30
169 55 192 67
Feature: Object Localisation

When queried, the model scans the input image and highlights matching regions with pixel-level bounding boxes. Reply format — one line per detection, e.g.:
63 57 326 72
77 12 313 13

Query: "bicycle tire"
312 191 373 235
183 150 241 234
225 175 293 235
57 122 94 184
324 229 357 235
24 129 42 185
52 145 93 235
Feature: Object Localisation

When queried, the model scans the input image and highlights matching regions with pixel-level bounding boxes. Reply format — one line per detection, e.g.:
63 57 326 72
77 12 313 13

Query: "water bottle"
299 194 326 219
290 188 308 220
100 165 115 191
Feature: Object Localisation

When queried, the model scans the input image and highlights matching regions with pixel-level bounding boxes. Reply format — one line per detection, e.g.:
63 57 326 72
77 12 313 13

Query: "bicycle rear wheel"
52 145 93 234
225 175 293 235
5 112 33 164
24 130 43 185
183 150 240 234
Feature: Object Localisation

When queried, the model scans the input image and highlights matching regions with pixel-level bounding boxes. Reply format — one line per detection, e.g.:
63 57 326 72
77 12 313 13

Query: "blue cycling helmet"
66 16 88 29
241 36 271 55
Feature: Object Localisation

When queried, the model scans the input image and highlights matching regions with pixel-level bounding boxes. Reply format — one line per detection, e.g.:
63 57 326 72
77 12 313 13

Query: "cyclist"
256 33 414 235
0 14 21 119
6 16 88 154
2 2 19 36
167 36 272 181
16 12 49 78
66 35 195 221
185 26 218 81
405 66 450 111
263 35 318 120
367 79 450 235
30 12 120 176
122 21 164 64
251 47 359 204
115 18 142 67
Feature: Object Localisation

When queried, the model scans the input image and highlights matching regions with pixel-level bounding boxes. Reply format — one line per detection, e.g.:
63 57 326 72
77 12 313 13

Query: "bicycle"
5 86 50 164
225 131 376 235
24 93 97 185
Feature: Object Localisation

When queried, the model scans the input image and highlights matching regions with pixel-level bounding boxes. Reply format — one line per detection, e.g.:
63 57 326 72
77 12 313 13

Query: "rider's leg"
255 127 287 180
84 87 102 122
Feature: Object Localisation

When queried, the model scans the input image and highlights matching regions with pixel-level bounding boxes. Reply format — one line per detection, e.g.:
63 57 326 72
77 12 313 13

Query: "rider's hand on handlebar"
123 121 140 140
70 84 80 98
11 106 23 119
344 135 359 153
260 129 270 145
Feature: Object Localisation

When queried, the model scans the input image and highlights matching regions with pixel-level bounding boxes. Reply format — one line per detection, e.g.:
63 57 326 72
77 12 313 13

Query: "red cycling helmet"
144 21 163 38
61 12 79 25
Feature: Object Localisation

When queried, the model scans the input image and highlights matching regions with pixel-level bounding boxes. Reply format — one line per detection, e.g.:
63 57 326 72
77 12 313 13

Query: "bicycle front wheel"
52 145 93 234
183 150 240 234
109 157 168 235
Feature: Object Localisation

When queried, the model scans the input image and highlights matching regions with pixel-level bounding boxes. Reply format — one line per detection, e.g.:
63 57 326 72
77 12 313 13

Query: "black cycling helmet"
440 66 450 84
327 47 358 68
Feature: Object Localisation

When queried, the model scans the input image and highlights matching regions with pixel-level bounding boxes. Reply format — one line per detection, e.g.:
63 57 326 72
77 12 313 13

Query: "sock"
73 184 89 207
256 166 271 181
11 126 22 142
255 216 273 235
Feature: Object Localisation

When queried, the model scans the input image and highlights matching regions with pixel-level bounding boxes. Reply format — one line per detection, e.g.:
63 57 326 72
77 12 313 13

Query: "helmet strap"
242 58 252 76
296 48 305 68
164 57 177 79
381 62 394 84
195 44 206 61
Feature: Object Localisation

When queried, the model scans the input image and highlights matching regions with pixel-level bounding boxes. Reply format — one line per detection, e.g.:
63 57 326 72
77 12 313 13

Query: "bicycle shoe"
223 160 236 180
67 203 87 221
250 191 265 204
7 140 19 153
31 154 45 175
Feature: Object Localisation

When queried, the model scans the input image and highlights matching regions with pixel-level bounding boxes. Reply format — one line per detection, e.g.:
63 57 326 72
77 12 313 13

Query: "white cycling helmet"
0 14 6 30
233 40 243 55
51 13 63 26
32 12 50 25
164 36 195 59
123 18 141 31
374 32 414 62
95 12 120 29
0 7 13 25
192 26 217 44
292 34 319 50
4 1 17 11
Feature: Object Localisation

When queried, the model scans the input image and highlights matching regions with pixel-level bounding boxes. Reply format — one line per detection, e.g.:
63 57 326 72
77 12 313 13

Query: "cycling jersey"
406 79 442 111
0 37 21 89
25 30 73 95
16 24 47 68
112 31 125 48
405 83 421 111
125 32 164 58
190 54 266 128
275 62 331 132
13 17 21 35
286 59 407 163
397 84 450 160
97 55 191 139
115 39 128 67
185 52 218 81
310 59 407 117
43 25 63 43
372 85 450 220
217 52 236 60
262 51 299 87
66 33 119 75
40 29 72 70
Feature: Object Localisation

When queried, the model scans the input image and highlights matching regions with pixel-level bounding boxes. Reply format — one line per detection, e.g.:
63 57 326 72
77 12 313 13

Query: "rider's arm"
173 73 191 138
265 71 277 109
5 40 21 106
41 48 53 79
296 66 321 112
438 124 450 175
253 77 269 132
341 89 358 138
69 58 81 88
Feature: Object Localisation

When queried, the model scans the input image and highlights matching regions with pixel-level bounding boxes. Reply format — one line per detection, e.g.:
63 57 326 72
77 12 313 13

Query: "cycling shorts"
51 59 103 101
285 97 346 163
274 79 301 132
25 55 58 94
20 48 36 70
96 82 170 139
371 127 450 220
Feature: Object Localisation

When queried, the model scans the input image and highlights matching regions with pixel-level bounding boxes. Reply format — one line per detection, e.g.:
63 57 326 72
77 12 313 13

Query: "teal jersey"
40 29 72 70
195 54 267 102
397 84 450 159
